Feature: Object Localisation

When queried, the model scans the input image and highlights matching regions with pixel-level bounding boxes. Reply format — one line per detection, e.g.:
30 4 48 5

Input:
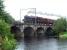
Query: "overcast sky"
4 0 67 21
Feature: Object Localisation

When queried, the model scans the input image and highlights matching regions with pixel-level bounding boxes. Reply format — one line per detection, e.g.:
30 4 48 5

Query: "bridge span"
11 15 56 38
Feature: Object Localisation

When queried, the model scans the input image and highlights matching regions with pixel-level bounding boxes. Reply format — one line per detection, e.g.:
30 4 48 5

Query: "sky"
4 0 67 21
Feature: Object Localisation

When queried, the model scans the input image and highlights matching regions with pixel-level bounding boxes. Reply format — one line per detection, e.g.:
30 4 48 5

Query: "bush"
0 20 10 36
2 36 16 50
0 0 16 50
59 32 67 39
53 17 67 34
0 19 16 50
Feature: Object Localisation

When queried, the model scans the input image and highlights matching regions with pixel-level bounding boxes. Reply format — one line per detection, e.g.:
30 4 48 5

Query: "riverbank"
59 32 67 39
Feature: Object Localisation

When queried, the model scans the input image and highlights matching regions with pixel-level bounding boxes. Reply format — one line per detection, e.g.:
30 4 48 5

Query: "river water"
15 38 67 50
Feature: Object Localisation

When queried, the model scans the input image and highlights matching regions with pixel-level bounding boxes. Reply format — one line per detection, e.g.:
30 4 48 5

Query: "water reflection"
15 38 67 50
15 40 24 50
24 38 58 50
58 40 67 50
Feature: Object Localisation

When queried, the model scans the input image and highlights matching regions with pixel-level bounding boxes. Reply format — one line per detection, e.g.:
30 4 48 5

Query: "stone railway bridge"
21 24 53 37
11 15 56 38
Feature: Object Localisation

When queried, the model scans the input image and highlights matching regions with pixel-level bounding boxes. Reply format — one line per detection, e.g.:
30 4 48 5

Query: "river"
15 38 67 50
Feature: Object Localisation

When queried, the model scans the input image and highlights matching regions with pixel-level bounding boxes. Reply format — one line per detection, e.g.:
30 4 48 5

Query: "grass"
59 32 67 39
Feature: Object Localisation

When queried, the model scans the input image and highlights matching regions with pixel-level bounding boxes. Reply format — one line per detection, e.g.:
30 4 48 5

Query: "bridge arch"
23 27 34 38
45 27 54 38
36 27 45 38
11 25 21 33
11 25 21 39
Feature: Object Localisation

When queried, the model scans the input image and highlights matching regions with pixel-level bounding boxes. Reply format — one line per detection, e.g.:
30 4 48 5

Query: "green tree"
53 17 67 34
0 19 16 50
0 0 4 14
0 0 16 50
2 12 15 24
0 0 15 24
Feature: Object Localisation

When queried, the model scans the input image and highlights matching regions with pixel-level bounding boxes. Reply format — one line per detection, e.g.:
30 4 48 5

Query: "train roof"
24 15 55 21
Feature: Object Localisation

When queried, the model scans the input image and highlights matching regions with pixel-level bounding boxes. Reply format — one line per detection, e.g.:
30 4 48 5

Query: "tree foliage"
53 17 67 34
0 0 4 14
0 20 10 36
0 0 15 24
0 19 16 50
2 12 15 24
0 0 16 50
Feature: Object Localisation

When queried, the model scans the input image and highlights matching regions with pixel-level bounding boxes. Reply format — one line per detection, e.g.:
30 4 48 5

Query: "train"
23 15 55 26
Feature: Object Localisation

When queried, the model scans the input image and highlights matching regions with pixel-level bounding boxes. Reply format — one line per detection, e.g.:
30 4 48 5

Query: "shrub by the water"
53 17 67 38
0 20 16 50
53 17 67 34
0 0 16 50
59 32 67 39
2 36 16 50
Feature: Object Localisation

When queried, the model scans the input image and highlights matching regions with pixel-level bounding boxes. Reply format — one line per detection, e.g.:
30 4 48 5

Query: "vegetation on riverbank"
53 17 67 39
0 20 16 50
59 32 67 39
0 0 16 50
